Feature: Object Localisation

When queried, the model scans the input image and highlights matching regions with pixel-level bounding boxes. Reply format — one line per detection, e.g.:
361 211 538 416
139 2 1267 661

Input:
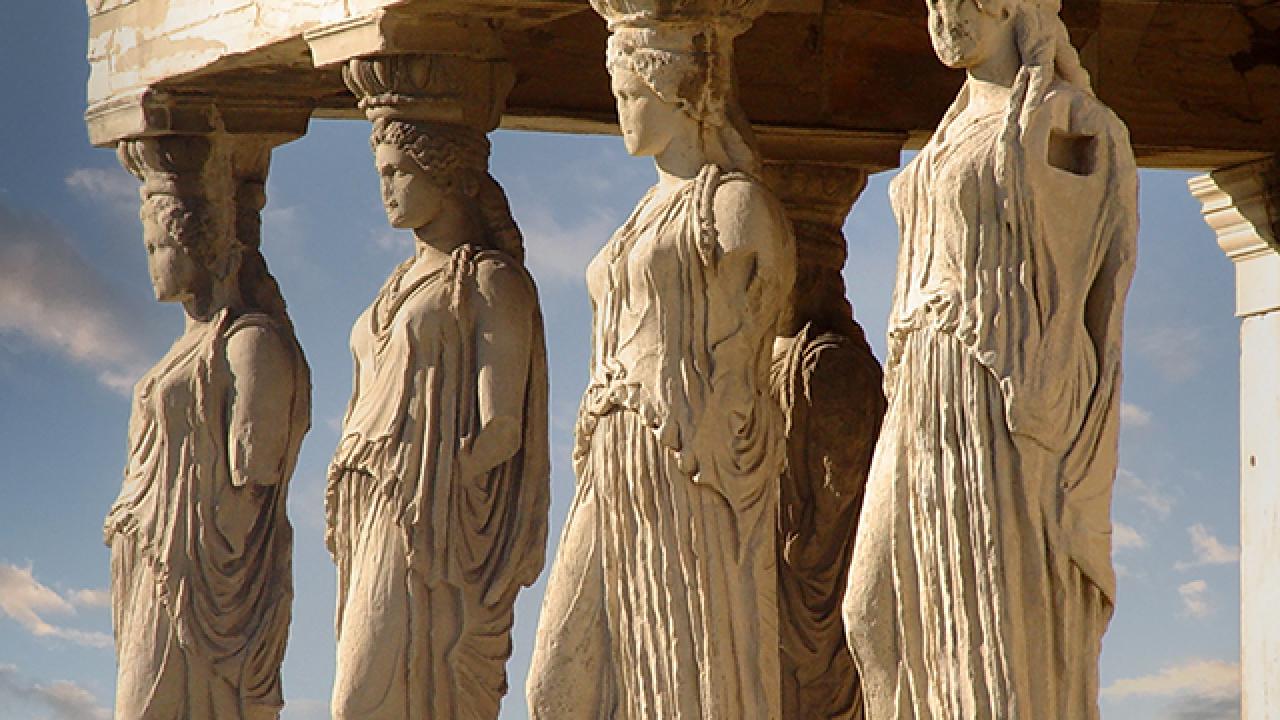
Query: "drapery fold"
845 77 1137 720
530 165 790 720
327 245 549 720
106 310 308 720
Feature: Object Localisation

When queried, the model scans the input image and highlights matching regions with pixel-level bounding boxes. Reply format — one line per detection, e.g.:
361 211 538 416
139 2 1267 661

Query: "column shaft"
306 18 550 719
109 127 309 720
762 159 886 720
1190 159 1280 719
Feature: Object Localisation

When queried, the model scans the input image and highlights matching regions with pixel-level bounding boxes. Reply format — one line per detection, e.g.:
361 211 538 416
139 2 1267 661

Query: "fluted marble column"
761 157 886 720
1190 159 1280 720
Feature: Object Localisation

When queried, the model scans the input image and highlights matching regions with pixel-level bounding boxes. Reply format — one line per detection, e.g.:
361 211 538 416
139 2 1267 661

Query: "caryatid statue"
764 162 886 720
843 0 1138 718
526 0 796 717
326 47 551 720
106 133 311 720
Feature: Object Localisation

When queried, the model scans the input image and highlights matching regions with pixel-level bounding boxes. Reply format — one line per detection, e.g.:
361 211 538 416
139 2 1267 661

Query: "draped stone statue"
527 1 795 717
764 162 885 720
106 134 311 720
843 1 1138 718
326 52 550 720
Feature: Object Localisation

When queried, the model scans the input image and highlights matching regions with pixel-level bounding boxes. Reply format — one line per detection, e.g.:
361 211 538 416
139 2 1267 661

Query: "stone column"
760 138 895 720
529 0 793 715
306 15 550 720
1190 159 1280 720
94 97 311 720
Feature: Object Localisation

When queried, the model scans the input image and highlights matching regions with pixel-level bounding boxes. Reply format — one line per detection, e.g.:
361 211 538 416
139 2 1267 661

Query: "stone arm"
225 323 296 487
691 178 793 507
1024 88 1137 603
457 260 535 480
1015 87 1135 443
1022 86 1116 286
712 180 795 333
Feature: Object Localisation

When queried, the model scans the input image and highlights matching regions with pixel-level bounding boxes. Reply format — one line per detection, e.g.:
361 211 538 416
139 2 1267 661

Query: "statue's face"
375 143 444 230
926 0 1012 69
141 196 203 303
611 68 682 158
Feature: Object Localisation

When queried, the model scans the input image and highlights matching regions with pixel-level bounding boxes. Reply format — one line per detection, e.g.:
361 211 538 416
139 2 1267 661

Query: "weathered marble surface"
87 0 330 106
763 161 885 720
325 50 550 720
527 0 796 716
843 1 1139 718
771 324 881 720
1190 160 1280 720
106 133 311 720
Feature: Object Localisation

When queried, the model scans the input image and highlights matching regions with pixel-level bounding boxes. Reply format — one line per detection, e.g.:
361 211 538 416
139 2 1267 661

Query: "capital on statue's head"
589 0 768 36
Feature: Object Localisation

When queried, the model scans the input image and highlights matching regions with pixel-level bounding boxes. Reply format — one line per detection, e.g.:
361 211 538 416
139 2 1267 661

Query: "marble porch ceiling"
85 0 1280 167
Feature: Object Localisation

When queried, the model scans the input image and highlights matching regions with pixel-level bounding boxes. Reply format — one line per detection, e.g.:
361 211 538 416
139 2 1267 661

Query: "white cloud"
1103 658 1239 700
1178 579 1213 618
0 665 111 720
67 588 111 609
261 204 316 260
0 201 148 395
1135 326 1204 383
1120 401 1152 428
1115 469 1175 519
65 166 139 216
1169 693 1243 720
516 202 619 284
252 201 331 286
497 152 638 286
1176 523 1240 570
0 563 112 648
372 228 413 255
1112 522 1147 551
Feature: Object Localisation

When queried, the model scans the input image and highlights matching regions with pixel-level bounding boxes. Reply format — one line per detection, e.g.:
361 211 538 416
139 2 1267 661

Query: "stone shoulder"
1042 80 1133 148
469 248 538 306
710 170 790 256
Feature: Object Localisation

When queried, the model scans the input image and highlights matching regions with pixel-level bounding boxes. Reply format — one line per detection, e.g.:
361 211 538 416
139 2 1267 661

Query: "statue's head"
606 28 715 158
368 118 525 260
119 136 237 304
370 119 489 231
604 25 759 173
140 193 217 303
926 0 1017 70
924 0 1089 91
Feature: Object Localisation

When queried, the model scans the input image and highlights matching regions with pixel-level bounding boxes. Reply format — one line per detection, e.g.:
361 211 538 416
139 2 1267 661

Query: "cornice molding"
1189 159 1280 263
1189 157 1280 317
85 88 312 147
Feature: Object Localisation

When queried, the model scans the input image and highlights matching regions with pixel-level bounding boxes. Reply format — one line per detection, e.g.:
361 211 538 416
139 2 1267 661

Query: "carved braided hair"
991 0 1094 187
234 175 292 323
371 118 525 262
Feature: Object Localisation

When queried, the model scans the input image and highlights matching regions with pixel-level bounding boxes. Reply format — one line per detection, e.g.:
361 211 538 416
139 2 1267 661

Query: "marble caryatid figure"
105 135 311 720
843 0 1138 718
326 56 550 719
527 1 795 717
765 162 885 720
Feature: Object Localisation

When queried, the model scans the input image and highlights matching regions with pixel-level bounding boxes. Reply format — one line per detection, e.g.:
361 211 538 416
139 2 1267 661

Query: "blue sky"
0 4 1243 719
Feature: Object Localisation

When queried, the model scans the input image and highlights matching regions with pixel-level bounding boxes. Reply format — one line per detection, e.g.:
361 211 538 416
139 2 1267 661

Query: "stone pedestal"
1190 159 1280 720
